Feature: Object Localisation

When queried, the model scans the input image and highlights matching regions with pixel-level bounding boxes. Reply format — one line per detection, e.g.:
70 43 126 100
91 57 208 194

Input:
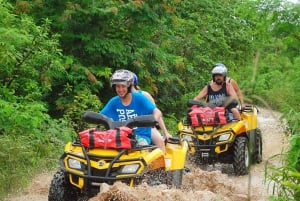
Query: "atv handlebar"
187 99 204 107
82 111 157 129
125 115 158 128
187 99 215 108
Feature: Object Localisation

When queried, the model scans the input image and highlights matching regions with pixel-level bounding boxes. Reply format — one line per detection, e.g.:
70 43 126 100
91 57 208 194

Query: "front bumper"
60 144 161 189
179 126 236 155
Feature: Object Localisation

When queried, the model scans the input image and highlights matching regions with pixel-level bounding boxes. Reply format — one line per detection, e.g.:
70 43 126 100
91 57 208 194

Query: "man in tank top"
194 65 241 120
210 63 245 109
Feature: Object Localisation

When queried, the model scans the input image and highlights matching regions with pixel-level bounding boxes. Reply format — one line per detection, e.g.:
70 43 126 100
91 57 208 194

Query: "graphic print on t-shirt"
208 94 227 106
117 109 137 121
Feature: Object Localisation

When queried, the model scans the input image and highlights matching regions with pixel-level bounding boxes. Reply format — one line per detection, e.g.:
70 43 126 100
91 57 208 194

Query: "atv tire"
48 170 83 201
233 136 250 176
253 128 263 164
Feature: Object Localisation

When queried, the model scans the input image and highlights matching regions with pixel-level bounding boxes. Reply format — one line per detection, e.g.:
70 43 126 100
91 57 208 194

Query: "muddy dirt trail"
5 107 288 201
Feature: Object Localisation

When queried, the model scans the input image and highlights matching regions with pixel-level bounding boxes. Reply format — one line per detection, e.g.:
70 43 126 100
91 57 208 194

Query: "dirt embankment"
6 107 288 201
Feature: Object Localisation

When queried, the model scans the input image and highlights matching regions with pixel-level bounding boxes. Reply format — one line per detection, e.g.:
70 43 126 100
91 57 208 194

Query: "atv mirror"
82 111 113 129
187 99 204 107
125 115 157 128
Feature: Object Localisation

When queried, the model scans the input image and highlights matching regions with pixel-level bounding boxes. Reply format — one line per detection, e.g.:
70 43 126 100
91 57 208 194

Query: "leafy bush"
63 88 103 132
0 99 75 198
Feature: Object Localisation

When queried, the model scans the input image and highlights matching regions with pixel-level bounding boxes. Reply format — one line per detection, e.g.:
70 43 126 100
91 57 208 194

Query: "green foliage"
163 113 180 137
15 0 259 118
153 0 257 115
0 2 75 199
0 9 65 101
63 88 102 132
0 99 75 198
44 58 107 118
238 2 300 199
1 1 104 119
234 0 300 110
1 0 300 199
266 142 300 201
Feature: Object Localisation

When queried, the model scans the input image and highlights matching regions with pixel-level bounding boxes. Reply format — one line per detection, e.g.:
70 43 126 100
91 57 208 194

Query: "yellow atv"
178 100 262 176
48 111 189 201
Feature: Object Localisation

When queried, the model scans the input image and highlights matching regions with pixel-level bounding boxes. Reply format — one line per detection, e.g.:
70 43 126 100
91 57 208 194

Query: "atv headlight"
68 158 82 170
218 133 231 141
119 164 140 174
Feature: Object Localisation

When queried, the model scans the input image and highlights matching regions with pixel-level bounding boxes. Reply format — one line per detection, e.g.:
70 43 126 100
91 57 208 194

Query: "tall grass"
0 123 74 200
265 109 300 201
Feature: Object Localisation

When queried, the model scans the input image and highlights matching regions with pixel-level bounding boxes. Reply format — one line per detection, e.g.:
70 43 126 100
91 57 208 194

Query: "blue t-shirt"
100 92 156 144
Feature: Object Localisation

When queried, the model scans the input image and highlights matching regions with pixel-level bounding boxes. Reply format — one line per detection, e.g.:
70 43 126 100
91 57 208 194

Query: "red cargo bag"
79 126 133 149
189 106 227 126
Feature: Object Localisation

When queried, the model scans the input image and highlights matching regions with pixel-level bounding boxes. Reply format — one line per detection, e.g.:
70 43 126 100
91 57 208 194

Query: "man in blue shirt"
100 69 171 153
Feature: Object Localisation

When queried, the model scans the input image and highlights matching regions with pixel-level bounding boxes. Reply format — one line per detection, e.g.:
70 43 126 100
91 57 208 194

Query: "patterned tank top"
206 83 228 107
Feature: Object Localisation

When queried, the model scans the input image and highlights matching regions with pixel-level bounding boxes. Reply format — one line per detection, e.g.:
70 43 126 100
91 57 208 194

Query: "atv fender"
143 148 166 170
229 120 247 136
164 140 189 171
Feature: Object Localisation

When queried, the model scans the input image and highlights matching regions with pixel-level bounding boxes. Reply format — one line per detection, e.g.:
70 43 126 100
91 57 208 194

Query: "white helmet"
211 63 227 76
110 69 133 87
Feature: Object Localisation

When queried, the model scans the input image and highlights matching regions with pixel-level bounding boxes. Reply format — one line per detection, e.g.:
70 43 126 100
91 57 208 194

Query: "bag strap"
214 111 220 123
89 129 95 148
197 113 203 126
115 128 121 147
196 111 205 130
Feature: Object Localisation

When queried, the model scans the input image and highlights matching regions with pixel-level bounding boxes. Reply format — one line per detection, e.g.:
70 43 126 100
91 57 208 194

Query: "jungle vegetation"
0 0 299 200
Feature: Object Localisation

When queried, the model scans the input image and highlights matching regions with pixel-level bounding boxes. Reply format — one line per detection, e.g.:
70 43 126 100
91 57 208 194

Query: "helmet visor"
111 79 130 87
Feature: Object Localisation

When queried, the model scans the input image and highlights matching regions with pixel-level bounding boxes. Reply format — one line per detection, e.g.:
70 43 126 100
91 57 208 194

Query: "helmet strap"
124 86 131 98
